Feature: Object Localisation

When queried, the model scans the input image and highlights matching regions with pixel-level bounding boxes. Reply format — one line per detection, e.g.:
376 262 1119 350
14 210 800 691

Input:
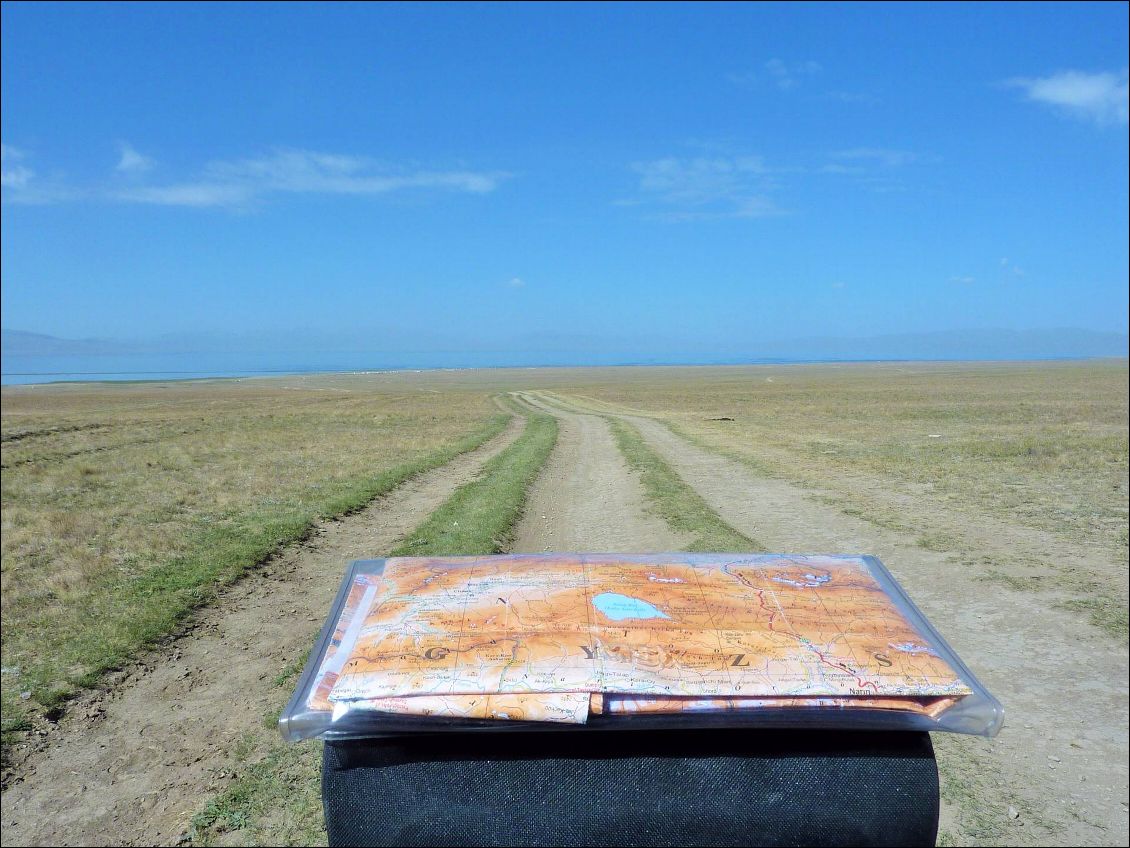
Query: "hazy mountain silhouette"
1 329 141 356
3 326 1126 364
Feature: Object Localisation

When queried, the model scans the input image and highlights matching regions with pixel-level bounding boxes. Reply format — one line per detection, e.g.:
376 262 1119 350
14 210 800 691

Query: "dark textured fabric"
322 730 938 847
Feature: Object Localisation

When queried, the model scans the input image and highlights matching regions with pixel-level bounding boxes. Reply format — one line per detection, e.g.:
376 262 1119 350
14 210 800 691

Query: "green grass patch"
608 417 762 552
188 739 326 847
186 647 329 846
916 531 961 552
0 716 33 750
390 410 558 557
1 413 510 751
187 406 558 845
272 650 312 690
933 733 1058 844
1055 597 1129 638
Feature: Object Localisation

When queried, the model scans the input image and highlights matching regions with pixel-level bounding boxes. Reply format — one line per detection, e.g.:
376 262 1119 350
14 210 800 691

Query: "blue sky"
2 2 1127 360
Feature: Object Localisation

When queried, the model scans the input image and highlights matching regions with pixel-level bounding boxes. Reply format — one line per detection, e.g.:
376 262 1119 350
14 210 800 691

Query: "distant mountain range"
3 326 1127 363
1 329 141 356
753 328 1129 361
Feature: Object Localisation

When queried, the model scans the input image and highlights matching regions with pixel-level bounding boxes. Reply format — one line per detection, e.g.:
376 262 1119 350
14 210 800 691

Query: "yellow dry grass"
554 360 1129 633
1 376 500 735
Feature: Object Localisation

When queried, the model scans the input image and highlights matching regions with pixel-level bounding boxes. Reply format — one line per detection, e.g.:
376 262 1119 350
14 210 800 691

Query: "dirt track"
529 391 1128 846
0 418 523 847
510 392 687 553
3 390 1127 846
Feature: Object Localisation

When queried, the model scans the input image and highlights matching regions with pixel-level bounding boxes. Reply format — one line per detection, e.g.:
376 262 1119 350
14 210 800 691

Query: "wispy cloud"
1 144 33 188
830 148 918 168
207 150 502 195
114 183 254 208
1 144 78 204
820 147 922 193
728 59 821 91
114 149 509 208
764 58 821 91
506 277 525 288
116 142 153 174
949 275 976 285
3 145 509 208
826 90 881 105
628 155 782 221
1000 257 1025 278
1005 69 1129 126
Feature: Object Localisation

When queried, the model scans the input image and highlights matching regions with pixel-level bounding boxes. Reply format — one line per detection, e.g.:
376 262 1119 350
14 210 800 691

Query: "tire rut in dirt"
509 392 688 554
0 417 524 848
554 400 1128 847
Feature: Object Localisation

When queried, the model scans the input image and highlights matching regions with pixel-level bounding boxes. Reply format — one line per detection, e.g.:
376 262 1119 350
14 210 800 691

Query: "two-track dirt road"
3 390 1127 847
510 392 687 553
518 390 1128 847
0 418 524 847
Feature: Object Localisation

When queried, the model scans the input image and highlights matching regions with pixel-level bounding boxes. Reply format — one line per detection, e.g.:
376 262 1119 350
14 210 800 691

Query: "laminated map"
299 553 980 727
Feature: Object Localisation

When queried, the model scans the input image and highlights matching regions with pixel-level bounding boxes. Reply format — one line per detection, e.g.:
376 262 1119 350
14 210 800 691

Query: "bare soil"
4 377 1127 847
537 392 1128 846
0 418 523 847
510 392 688 553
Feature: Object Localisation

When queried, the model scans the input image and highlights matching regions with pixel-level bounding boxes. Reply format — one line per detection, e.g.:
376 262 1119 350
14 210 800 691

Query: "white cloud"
821 148 922 194
763 58 822 91
635 156 766 199
1000 257 1025 278
1006 69 1129 126
949 276 976 284
831 148 918 168
106 148 509 208
1 144 79 204
116 143 154 174
725 71 760 88
629 155 781 220
1 144 33 188
728 60 821 91
4 145 508 208
114 183 253 208
200 150 505 198
827 90 880 105
506 277 525 288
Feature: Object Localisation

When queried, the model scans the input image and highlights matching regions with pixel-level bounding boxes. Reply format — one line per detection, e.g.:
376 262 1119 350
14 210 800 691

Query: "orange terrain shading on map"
319 554 971 723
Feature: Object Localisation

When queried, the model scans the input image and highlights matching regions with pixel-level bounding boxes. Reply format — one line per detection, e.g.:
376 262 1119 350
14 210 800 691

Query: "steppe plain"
2 360 1127 846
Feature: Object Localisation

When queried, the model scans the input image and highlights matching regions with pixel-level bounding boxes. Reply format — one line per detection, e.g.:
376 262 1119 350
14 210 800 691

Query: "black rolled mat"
322 729 939 847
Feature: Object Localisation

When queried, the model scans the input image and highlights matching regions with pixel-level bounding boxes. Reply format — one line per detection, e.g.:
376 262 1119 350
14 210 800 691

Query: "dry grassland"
1 377 502 739
1 361 1126 847
563 360 1129 636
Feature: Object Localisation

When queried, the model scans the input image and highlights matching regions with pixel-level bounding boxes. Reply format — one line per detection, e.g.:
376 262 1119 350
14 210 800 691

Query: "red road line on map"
750 585 879 692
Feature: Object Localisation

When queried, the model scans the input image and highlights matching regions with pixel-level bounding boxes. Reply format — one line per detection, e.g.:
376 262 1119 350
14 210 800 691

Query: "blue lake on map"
592 592 670 621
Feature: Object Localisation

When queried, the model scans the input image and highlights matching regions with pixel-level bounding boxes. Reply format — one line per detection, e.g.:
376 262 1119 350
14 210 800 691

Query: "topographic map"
310 554 971 724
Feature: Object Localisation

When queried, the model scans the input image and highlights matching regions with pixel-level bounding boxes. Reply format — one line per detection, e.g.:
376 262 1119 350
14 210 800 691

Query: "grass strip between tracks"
389 405 559 557
607 416 763 552
187 403 559 846
1 413 511 750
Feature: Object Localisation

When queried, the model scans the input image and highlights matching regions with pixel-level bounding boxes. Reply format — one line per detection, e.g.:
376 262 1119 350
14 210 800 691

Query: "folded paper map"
307 553 973 726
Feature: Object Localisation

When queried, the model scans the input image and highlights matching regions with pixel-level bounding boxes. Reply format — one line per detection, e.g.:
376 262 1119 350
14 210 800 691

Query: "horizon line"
4 354 1127 387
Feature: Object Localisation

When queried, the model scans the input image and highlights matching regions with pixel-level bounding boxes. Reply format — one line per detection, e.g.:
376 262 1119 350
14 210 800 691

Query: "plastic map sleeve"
304 573 383 712
279 554 1004 740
